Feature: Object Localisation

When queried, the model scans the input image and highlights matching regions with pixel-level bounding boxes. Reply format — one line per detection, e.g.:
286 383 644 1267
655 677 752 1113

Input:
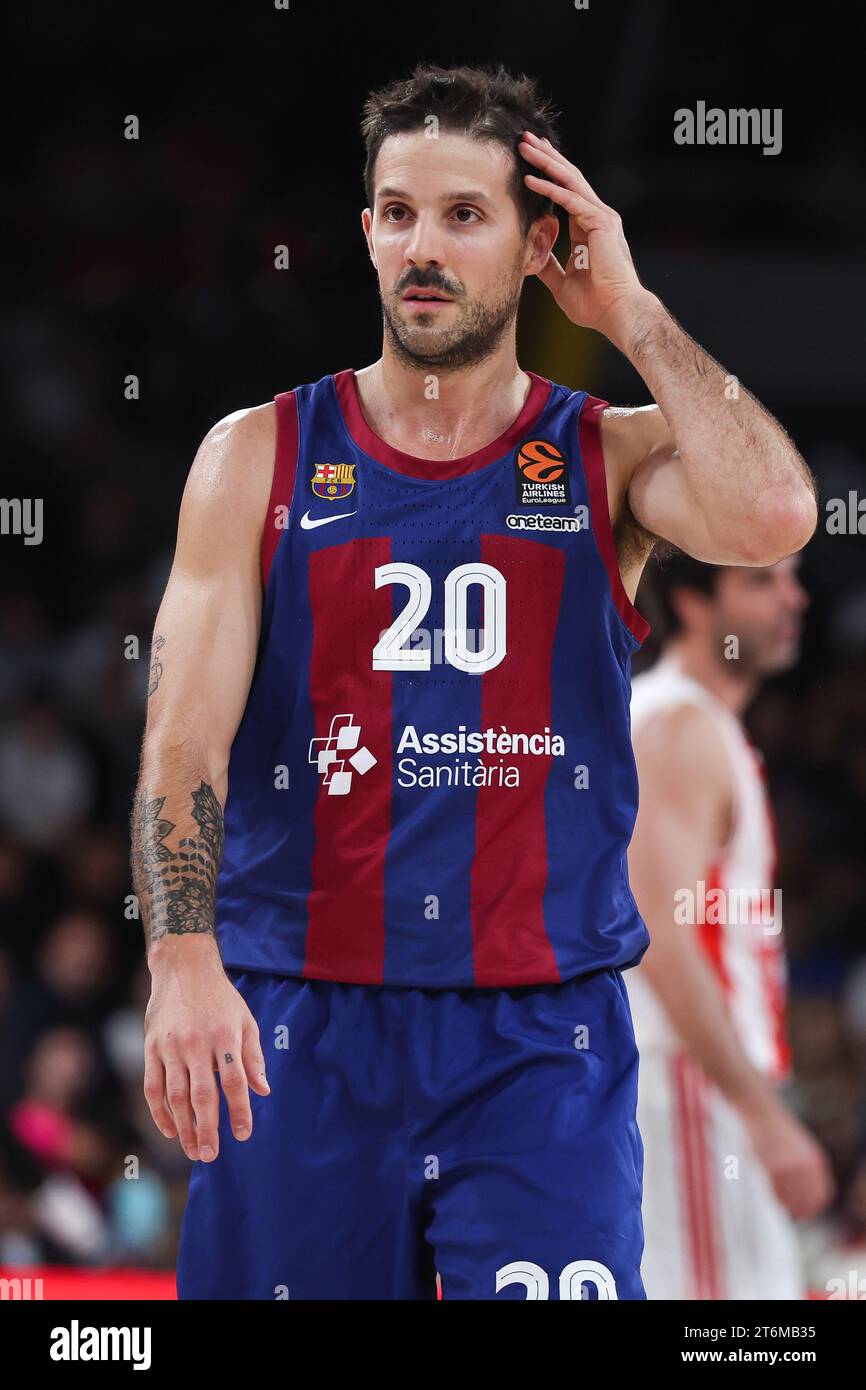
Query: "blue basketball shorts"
176 965 645 1300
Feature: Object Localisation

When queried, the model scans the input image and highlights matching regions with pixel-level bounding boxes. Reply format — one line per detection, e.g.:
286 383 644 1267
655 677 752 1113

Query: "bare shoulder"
633 699 733 802
175 402 277 568
600 403 670 489
186 402 276 505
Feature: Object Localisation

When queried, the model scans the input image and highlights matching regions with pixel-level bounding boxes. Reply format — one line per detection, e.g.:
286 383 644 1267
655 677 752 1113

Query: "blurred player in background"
627 552 835 1299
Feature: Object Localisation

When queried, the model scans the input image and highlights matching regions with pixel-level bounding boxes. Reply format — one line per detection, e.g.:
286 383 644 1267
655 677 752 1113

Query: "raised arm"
629 703 833 1220
132 402 276 1163
517 130 818 569
598 305 817 567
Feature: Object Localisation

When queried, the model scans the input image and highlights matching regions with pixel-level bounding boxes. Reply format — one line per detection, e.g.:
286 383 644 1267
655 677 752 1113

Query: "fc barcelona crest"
311 462 356 501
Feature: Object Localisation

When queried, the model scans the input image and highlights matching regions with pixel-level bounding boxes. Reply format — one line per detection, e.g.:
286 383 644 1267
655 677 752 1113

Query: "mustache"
398 271 461 296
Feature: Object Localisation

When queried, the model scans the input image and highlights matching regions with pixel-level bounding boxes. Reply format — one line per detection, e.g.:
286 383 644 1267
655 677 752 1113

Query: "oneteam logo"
309 713 377 796
505 508 589 533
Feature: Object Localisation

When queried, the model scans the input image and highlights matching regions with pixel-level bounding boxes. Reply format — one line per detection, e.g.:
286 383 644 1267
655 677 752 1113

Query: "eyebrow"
376 186 493 206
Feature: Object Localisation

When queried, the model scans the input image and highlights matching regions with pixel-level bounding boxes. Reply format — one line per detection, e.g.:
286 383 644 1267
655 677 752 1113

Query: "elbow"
735 479 818 566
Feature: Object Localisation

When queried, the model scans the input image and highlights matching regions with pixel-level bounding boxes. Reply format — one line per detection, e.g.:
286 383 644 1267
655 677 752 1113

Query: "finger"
165 1060 199 1160
535 249 567 295
519 133 607 208
522 172 601 226
216 1035 254 1141
522 133 607 209
241 1015 270 1098
143 1053 177 1139
187 1056 221 1162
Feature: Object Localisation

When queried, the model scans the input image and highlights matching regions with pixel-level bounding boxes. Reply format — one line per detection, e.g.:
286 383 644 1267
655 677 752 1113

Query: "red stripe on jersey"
470 533 564 986
304 537 394 983
578 396 651 644
698 859 734 1001
673 1055 708 1299
674 1055 725 1300
689 1065 725 1299
263 392 299 588
749 748 792 1081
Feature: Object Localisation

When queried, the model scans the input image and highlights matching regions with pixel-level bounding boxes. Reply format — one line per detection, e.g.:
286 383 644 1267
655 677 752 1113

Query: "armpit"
613 491 659 572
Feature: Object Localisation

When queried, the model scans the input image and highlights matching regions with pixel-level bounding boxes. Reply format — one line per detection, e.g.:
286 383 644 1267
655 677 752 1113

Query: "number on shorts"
495 1259 618 1300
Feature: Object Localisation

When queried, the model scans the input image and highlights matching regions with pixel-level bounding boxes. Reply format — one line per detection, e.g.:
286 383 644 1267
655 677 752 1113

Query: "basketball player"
627 552 835 1299
131 64 818 1299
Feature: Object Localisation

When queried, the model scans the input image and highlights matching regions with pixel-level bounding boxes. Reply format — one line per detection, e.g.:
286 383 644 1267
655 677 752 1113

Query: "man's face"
710 557 809 674
362 130 555 371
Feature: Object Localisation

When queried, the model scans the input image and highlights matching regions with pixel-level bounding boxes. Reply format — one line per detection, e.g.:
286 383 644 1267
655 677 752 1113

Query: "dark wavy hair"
361 62 562 236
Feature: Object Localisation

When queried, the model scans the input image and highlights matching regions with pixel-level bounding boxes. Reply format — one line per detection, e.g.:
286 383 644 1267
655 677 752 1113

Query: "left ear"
361 208 378 270
524 213 561 276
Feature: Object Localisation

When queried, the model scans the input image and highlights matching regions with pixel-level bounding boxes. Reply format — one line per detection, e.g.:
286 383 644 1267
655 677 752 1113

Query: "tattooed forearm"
131 780 225 947
148 635 166 697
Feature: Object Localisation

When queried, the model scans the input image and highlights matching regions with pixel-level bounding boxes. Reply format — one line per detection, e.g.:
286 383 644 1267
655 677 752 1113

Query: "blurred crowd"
2 103 865 1293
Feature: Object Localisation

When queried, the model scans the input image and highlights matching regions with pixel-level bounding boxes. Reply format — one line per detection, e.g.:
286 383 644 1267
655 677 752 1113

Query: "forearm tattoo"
131 780 225 945
148 635 166 697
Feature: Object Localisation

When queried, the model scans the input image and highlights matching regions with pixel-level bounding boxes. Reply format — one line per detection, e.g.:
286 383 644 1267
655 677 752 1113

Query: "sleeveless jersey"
626 654 791 1081
214 368 651 988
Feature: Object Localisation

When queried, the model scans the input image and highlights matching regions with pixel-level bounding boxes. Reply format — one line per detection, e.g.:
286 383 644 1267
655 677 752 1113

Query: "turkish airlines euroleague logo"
514 438 571 507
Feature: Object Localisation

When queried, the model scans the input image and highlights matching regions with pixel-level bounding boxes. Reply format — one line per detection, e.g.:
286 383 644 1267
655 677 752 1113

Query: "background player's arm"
132 404 276 1163
630 703 834 1220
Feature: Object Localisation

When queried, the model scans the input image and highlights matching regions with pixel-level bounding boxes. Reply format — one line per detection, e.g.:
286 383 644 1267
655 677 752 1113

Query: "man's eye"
384 206 407 222
454 207 479 223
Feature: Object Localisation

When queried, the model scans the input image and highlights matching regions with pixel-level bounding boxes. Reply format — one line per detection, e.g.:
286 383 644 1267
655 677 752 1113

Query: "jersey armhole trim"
578 394 651 645
263 391 299 588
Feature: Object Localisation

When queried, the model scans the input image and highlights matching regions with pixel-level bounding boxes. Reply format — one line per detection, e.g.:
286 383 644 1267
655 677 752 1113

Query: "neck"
354 337 530 462
665 633 758 717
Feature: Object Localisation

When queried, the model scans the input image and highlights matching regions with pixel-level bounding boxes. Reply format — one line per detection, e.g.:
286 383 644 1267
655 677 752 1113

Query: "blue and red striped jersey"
214 368 651 987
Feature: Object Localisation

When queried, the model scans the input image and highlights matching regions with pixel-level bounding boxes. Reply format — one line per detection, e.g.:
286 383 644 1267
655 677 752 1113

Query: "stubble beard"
381 270 524 374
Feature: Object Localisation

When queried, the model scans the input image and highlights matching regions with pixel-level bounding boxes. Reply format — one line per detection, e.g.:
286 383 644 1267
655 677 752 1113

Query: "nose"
403 212 447 273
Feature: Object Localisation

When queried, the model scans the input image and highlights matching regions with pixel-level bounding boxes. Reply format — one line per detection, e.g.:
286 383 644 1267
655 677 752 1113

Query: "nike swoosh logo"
300 509 358 530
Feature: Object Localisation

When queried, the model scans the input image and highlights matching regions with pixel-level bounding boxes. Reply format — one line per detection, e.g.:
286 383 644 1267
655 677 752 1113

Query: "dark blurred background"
1 0 863 1288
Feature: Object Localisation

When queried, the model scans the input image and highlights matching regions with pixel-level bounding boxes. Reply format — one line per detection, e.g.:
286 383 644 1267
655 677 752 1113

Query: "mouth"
401 289 453 304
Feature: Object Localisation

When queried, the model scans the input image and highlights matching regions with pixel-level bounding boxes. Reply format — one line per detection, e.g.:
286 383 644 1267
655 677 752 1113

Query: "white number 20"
372 561 506 674
496 1259 619 1300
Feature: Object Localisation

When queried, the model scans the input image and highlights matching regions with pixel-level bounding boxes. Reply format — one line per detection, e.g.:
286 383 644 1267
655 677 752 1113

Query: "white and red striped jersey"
627 653 791 1083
